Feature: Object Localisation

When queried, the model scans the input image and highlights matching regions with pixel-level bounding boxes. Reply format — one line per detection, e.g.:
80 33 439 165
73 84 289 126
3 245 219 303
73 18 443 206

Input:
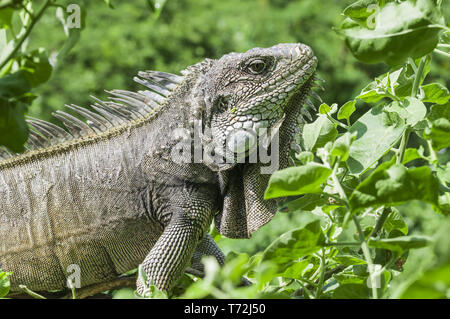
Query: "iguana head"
193 43 319 238
197 43 317 169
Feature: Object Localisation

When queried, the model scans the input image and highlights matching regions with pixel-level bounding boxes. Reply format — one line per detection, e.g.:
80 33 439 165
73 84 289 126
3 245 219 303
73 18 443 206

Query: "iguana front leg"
137 184 217 293
186 233 225 277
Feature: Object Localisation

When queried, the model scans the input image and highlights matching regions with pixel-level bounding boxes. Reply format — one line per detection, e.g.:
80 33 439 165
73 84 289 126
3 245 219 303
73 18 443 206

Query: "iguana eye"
246 59 267 75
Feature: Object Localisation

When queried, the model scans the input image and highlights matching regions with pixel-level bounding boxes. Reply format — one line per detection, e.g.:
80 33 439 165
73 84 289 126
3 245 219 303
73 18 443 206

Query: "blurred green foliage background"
26 0 449 123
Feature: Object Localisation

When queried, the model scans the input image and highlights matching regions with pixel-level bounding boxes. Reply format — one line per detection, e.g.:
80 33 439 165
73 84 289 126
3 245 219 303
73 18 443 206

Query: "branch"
0 0 52 70
61 277 137 299
292 265 346 297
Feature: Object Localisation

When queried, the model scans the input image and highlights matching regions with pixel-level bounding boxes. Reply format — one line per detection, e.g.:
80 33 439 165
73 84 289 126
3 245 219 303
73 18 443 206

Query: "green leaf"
278 194 329 213
402 147 425 164
0 70 31 99
436 162 450 186
384 208 408 235
424 102 450 150
336 0 444 65
0 7 13 28
17 49 53 88
319 103 331 114
279 259 311 280
332 283 369 299
395 56 431 98
334 273 367 285
342 0 384 24
295 151 314 165
337 100 356 120
385 97 427 126
0 271 12 298
399 261 450 298
347 105 406 175
303 115 338 152
422 83 450 105
424 118 450 151
333 255 367 266
0 71 33 152
103 0 115 8
356 67 415 103
261 214 325 272
331 132 357 161
368 236 431 253
264 163 332 199
349 162 440 212
428 102 450 122
318 103 337 115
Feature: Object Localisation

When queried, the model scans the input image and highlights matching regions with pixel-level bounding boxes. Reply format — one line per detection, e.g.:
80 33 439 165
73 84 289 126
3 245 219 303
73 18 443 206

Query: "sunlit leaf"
264 163 332 199
422 83 450 105
336 0 444 65
349 162 440 212
261 214 325 272
303 115 338 152
347 105 405 175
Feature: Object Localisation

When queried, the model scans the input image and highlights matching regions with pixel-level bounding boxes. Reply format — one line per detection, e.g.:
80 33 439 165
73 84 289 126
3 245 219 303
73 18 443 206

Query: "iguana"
0 43 318 296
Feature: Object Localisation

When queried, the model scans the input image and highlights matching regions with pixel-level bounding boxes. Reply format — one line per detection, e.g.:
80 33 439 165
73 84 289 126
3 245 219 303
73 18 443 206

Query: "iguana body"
0 43 318 294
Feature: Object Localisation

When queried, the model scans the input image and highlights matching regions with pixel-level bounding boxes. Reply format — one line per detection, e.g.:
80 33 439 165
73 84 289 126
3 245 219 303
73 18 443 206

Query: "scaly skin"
0 43 317 294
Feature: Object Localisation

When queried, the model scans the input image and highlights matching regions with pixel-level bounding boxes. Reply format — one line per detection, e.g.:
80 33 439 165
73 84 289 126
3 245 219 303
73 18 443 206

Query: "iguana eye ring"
246 59 268 75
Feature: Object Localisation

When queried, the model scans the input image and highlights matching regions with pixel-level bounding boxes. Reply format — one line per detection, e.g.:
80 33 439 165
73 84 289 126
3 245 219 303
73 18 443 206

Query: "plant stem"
380 255 398 274
18 285 47 299
272 279 295 293
369 207 391 238
296 280 315 299
352 215 378 299
20 2 35 18
315 249 327 298
385 91 402 102
71 286 77 299
434 49 450 58
324 241 361 247
411 56 427 98
298 277 318 288
396 126 410 164
0 0 51 70
326 113 349 130
426 139 438 164
293 265 346 297
331 161 348 203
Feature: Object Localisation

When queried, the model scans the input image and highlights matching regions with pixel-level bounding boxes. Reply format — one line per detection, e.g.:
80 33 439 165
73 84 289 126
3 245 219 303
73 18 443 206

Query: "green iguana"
0 43 318 295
